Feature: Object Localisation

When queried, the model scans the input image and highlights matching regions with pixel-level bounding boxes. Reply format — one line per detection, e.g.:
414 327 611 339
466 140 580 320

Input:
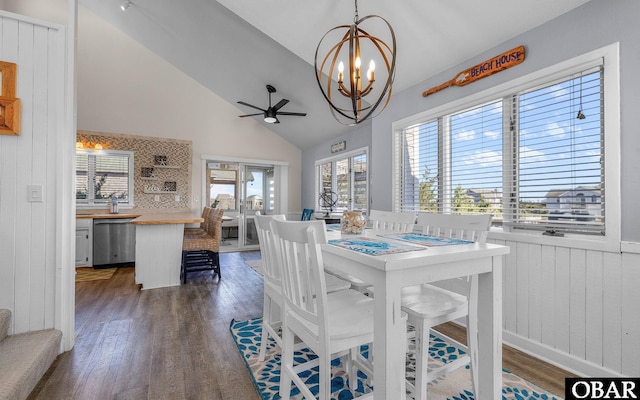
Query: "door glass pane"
243 165 273 247
207 163 238 209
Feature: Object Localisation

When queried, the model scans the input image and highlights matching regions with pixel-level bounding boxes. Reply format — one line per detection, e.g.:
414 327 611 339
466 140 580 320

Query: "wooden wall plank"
554 247 571 353
44 24 60 329
569 248 586 359
516 241 529 337
602 252 622 372
528 243 542 342
503 240 518 333
540 245 556 346
14 19 35 334
621 253 640 375
584 250 603 367
29 23 50 330
0 15 20 332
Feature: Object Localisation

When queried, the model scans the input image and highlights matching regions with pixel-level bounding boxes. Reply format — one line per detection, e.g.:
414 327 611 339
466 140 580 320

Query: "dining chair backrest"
270 220 329 337
415 213 492 243
255 213 286 286
368 209 416 233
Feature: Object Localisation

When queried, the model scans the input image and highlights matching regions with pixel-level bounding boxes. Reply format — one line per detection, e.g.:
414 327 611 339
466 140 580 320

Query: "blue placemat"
381 232 474 247
328 236 422 256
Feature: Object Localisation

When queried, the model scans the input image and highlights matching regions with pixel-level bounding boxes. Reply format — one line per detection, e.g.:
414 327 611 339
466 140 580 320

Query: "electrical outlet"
174 195 180 202
154 195 160 202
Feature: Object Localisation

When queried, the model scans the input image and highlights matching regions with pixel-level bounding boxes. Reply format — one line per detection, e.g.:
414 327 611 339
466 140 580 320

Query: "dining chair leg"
279 325 294 400
319 352 331 400
258 293 272 362
414 319 430 400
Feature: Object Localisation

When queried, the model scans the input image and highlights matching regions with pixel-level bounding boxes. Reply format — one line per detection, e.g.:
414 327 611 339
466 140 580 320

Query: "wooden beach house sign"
422 45 525 97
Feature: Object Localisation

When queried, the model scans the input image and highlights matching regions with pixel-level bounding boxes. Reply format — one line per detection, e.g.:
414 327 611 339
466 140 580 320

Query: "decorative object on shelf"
331 140 346 153
341 211 366 234
314 0 396 125
141 167 154 178
144 184 161 192
0 61 21 135
318 190 338 218
154 155 168 166
422 45 525 97
164 181 177 192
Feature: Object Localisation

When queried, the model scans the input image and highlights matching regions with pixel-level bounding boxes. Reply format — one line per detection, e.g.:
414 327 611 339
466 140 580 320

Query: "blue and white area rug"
230 317 563 400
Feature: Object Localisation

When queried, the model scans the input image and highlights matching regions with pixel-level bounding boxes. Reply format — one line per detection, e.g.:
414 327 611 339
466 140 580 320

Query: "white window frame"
76 149 135 209
392 43 620 252
315 146 369 214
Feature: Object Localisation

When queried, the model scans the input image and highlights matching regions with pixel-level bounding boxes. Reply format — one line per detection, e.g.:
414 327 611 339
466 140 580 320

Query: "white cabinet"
75 218 93 267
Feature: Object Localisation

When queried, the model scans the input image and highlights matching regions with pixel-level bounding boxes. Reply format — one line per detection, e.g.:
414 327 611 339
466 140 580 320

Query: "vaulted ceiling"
78 0 591 150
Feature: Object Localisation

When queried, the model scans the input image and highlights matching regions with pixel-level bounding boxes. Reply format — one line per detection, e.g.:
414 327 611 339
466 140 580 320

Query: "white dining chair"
254 212 286 362
270 219 382 400
254 213 351 362
368 209 416 233
402 213 492 400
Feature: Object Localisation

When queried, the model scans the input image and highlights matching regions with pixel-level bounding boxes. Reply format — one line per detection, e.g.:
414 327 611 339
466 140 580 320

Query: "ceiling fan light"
264 116 277 124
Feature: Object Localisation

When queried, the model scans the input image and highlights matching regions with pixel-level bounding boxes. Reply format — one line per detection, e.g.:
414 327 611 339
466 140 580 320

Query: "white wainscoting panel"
489 236 640 377
0 12 65 336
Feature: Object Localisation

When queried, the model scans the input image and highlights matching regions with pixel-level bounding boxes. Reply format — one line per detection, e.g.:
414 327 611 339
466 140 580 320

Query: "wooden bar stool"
181 208 224 283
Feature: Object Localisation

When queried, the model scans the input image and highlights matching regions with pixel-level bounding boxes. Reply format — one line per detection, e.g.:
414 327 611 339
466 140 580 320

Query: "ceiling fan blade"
237 101 265 112
271 99 289 112
277 112 307 117
238 113 264 117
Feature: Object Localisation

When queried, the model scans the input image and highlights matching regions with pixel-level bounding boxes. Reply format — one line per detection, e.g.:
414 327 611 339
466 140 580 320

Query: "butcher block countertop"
76 209 203 225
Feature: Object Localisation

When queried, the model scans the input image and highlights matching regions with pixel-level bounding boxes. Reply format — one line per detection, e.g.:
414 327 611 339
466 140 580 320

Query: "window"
316 148 368 214
76 149 134 207
394 45 619 237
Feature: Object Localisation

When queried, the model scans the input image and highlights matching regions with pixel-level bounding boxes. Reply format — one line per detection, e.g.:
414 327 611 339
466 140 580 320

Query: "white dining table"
321 230 510 400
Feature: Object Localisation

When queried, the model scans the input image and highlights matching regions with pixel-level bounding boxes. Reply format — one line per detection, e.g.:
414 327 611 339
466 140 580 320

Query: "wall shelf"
143 190 177 194
140 177 158 181
153 165 180 169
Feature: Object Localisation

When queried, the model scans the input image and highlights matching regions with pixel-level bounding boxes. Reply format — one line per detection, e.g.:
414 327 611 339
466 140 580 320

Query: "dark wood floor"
29 251 574 399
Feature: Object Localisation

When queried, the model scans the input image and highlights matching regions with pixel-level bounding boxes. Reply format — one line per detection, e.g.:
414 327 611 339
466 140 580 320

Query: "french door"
203 157 287 252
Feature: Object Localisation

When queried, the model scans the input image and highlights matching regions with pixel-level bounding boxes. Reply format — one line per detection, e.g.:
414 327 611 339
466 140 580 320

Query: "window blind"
397 120 439 213
509 67 604 234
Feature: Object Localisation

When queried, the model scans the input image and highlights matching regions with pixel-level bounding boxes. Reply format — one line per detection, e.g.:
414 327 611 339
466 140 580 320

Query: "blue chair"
301 208 314 221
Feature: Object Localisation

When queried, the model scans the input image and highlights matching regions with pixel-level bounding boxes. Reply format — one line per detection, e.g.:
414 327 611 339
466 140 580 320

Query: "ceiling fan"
238 84 307 124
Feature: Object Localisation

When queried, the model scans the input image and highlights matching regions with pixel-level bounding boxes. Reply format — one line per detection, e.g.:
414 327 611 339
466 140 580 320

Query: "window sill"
488 227 620 253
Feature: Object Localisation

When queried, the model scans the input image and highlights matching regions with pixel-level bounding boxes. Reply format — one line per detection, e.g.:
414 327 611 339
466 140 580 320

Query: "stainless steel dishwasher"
93 218 136 268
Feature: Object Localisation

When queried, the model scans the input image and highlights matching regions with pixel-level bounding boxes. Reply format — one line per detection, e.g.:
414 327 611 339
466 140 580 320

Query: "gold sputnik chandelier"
314 0 396 125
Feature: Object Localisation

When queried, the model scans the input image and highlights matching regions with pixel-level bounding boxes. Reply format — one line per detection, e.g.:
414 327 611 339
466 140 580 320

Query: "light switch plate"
28 185 43 202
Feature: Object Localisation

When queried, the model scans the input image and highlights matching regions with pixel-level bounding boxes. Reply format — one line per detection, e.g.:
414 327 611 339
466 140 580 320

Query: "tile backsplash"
77 131 192 209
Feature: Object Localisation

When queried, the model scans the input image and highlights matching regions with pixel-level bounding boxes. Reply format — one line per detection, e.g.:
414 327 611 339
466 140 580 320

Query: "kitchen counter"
77 209 204 290
131 212 203 225
76 210 203 225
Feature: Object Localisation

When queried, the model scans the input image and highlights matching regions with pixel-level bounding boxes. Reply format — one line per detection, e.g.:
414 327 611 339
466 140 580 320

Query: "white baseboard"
502 330 624 378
